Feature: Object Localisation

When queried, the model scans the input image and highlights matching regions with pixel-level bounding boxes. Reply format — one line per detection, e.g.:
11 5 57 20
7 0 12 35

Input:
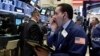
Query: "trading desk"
0 34 19 50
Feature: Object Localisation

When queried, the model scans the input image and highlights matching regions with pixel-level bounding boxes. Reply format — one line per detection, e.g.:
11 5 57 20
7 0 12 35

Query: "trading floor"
0 0 100 56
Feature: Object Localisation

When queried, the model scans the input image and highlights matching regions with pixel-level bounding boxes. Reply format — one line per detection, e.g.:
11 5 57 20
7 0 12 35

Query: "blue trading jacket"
48 20 88 56
91 24 100 49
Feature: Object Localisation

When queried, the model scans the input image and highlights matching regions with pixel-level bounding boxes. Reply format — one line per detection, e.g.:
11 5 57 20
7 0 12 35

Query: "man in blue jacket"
91 23 100 56
34 3 88 56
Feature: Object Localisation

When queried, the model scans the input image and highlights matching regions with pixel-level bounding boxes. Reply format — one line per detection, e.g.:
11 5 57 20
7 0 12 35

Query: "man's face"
91 18 97 26
53 6 65 27
34 12 40 22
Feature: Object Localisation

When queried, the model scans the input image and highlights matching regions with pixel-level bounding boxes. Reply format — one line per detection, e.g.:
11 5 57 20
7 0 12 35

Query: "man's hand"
50 17 58 32
34 47 49 56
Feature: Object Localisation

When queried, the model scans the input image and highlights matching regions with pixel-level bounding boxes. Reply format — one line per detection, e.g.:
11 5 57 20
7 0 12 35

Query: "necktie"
56 27 64 50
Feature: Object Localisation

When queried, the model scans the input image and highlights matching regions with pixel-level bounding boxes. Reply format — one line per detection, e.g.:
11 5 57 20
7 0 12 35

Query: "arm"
68 28 87 56
52 27 87 56
91 25 100 49
29 24 43 45
47 31 57 47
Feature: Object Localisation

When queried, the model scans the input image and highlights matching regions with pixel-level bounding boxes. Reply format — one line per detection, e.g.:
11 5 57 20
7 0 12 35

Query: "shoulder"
29 20 36 24
93 24 100 36
27 20 39 30
95 24 100 29
73 24 84 32
93 24 100 32
71 24 86 36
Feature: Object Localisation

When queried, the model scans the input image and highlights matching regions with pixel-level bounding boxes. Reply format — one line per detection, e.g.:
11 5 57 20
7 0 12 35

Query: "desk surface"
0 34 19 38
0 34 20 49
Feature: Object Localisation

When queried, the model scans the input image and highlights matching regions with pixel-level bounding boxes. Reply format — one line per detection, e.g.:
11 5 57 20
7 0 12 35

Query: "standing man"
91 23 100 56
90 19 100 56
19 9 43 56
75 19 83 26
35 3 88 56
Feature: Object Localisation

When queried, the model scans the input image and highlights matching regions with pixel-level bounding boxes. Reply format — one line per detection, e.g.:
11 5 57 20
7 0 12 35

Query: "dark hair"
57 3 73 19
95 17 99 24
24 17 29 21
31 9 40 17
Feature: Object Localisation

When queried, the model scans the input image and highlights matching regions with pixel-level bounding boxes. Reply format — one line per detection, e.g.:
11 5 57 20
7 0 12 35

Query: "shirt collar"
31 18 37 23
63 20 71 29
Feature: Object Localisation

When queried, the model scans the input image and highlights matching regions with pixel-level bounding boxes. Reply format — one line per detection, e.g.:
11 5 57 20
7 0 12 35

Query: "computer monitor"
40 15 48 23
51 11 54 16
30 0 38 6
40 9 47 15
16 19 21 26
46 10 50 16
32 0 37 3
15 7 24 13
19 0 30 3
0 0 3 2
30 1 35 6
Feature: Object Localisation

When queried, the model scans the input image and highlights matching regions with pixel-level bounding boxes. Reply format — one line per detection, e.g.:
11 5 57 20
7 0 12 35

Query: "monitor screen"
15 7 24 13
40 15 48 23
16 19 21 25
30 0 38 6
46 11 50 16
32 0 37 2
30 1 35 6
19 0 30 3
51 11 54 15
41 9 47 15
16 9 23 13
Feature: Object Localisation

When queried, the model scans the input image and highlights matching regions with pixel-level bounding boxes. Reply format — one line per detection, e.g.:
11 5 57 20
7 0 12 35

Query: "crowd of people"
16 3 100 56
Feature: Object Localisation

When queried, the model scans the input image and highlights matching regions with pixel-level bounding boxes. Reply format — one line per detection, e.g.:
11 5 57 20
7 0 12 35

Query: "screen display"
46 11 50 15
51 11 54 15
30 0 38 6
16 19 21 25
32 0 37 2
16 9 23 13
41 9 46 15
15 7 24 13
30 1 35 6
40 15 48 23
